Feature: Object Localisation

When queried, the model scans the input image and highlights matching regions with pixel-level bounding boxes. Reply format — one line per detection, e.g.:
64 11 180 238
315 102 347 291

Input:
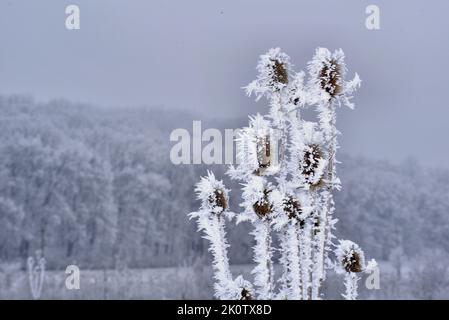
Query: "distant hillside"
0 95 448 271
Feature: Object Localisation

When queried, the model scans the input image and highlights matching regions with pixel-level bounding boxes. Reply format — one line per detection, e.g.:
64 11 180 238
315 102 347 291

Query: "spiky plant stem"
251 220 274 299
273 92 287 172
285 222 302 299
343 272 359 300
299 220 313 299
311 191 324 299
277 228 291 299
315 100 338 296
195 213 233 299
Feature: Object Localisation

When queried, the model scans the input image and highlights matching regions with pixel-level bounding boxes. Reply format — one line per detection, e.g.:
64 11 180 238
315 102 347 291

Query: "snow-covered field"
2 262 444 300
0 265 213 300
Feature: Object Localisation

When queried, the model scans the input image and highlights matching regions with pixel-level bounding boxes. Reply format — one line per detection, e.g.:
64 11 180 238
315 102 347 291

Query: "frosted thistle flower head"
283 195 302 220
232 114 279 178
290 121 327 189
240 288 253 300
283 190 313 226
195 171 229 216
282 195 305 229
301 144 325 189
335 240 365 273
302 122 326 187
269 188 310 230
308 47 361 108
239 175 274 223
231 275 254 300
252 115 275 175
253 188 273 220
244 48 292 100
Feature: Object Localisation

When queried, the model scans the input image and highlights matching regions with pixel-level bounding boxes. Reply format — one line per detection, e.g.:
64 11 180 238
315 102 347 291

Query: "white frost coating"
288 121 327 189
285 71 308 111
276 229 290 300
365 258 378 273
230 275 254 300
240 175 267 218
193 213 233 299
244 47 292 101
307 47 361 109
299 221 313 299
343 272 360 300
285 222 302 299
251 220 274 299
229 114 279 179
193 170 230 215
306 47 362 299
335 240 366 273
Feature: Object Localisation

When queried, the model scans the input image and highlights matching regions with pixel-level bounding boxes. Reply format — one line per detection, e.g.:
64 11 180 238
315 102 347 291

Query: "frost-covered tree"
189 47 376 300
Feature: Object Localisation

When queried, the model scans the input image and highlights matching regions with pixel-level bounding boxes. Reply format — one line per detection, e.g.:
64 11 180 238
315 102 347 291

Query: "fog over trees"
0 95 448 274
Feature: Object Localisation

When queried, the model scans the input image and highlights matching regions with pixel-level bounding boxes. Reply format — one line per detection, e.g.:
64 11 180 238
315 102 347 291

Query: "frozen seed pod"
195 171 229 216
253 189 273 219
336 240 365 273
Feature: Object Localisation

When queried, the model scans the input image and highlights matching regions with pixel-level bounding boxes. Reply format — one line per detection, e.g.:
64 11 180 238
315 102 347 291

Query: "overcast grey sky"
0 0 448 168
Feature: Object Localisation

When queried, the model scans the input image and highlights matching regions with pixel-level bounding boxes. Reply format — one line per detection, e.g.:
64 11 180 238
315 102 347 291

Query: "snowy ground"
2 261 442 300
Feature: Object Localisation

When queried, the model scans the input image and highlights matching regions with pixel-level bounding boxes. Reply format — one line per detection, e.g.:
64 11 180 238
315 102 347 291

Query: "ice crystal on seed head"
244 48 292 100
194 171 229 216
288 121 327 189
335 240 365 273
307 48 361 108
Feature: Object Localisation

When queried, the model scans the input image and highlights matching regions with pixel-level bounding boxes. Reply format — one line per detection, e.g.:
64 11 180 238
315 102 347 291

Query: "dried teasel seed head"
272 59 288 86
342 251 363 273
234 275 253 300
240 288 253 300
302 144 321 175
253 189 273 218
244 48 291 99
195 171 229 216
283 196 302 220
336 240 365 274
301 144 324 187
208 188 228 214
319 59 342 98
